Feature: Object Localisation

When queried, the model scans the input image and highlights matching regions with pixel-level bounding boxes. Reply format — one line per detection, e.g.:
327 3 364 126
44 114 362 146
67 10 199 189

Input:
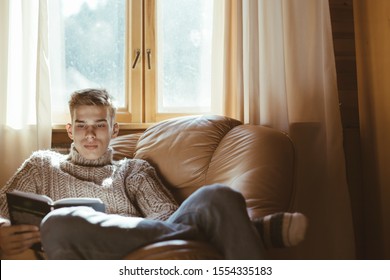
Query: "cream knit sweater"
0 145 178 223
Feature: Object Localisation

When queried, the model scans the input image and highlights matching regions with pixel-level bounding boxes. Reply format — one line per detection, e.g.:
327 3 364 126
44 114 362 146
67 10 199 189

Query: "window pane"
50 0 125 121
157 0 213 113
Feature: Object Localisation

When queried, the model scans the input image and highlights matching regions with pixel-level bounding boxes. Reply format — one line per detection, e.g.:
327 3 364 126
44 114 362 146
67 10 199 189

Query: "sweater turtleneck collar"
68 143 113 166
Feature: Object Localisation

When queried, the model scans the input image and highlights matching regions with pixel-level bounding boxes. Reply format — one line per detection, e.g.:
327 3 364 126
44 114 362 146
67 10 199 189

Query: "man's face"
66 105 119 160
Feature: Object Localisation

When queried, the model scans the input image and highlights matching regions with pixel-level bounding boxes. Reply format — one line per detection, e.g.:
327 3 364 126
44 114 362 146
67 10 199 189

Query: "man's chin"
81 151 104 160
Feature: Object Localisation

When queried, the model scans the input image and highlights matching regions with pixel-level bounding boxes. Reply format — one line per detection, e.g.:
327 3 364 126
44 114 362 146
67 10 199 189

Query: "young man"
0 88 307 259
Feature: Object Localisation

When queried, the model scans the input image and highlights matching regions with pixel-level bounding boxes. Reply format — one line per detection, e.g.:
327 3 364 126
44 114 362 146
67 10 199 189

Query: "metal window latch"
132 49 141 69
146 49 151 70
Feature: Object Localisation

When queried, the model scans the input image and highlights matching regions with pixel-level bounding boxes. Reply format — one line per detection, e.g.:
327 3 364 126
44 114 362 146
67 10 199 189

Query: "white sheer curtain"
212 0 356 259
0 0 51 187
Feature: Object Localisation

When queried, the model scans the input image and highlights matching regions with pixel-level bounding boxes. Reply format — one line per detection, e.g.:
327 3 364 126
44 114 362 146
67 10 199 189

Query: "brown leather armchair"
110 115 296 259
2 115 295 260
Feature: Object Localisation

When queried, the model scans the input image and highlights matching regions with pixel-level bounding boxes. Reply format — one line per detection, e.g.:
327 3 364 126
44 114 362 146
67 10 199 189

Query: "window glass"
50 0 125 122
157 0 213 113
49 0 215 124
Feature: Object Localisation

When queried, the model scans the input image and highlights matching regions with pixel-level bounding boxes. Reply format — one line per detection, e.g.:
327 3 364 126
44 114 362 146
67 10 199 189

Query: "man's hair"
68 88 117 122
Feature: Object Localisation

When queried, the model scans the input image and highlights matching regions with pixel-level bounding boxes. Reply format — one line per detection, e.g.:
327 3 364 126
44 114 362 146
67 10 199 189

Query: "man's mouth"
84 144 98 150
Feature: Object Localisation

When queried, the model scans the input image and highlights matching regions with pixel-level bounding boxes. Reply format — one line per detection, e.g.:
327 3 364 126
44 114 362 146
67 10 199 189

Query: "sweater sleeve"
0 155 43 220
125 160 178 221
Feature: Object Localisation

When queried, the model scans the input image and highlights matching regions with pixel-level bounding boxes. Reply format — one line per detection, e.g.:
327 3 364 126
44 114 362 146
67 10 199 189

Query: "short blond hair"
68 88 116 122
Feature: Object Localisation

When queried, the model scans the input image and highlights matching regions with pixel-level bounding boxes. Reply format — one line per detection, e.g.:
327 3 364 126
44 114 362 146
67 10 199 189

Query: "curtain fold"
213 0 356 259
0 0 51 187
212 0 244 119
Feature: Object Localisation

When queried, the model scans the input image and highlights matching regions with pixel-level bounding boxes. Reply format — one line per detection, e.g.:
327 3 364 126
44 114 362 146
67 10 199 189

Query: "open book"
6 190 106 251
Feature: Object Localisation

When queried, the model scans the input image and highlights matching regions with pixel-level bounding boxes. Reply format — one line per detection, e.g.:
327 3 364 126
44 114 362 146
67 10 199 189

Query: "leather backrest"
205 124 295 218
111 115 295 219
133 115 242 201
110 133 142 161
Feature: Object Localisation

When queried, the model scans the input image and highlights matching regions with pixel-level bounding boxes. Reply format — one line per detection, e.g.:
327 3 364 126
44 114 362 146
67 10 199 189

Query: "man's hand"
0 224 40 256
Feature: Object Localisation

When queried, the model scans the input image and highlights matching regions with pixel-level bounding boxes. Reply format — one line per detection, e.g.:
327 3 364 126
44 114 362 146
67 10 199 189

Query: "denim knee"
41 207 93 250
195 184 246 210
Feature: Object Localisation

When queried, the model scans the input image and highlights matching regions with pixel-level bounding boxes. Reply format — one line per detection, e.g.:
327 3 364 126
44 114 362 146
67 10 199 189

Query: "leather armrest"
123 240 223 260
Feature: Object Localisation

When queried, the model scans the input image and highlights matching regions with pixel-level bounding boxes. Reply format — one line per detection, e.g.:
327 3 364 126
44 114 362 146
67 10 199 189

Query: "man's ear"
66 123 73 140
112 122 119 138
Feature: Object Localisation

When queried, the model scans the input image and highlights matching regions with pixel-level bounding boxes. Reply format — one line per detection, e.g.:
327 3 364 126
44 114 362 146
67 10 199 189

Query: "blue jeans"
40 184 265 259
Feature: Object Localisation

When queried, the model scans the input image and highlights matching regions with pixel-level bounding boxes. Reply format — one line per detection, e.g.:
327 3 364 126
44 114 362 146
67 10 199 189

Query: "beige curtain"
213 0 356 259
0 0 51 188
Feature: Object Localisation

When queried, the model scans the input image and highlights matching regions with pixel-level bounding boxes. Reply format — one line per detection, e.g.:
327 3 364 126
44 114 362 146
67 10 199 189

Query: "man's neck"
68 143 113 166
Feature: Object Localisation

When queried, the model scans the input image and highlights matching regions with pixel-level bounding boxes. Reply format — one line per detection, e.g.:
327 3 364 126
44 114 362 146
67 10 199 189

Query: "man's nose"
85 127 96 140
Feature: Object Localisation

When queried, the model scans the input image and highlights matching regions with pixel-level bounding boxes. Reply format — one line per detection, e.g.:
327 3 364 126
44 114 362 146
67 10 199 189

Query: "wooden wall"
328 0 364 259
352 0 390 259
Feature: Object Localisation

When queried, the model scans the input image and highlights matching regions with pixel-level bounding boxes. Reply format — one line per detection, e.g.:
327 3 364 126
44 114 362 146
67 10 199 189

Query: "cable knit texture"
0 144 178 222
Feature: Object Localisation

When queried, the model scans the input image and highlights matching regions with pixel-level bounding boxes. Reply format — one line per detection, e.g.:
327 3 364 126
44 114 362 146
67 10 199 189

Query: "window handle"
146 49 151 70
132 49 141 69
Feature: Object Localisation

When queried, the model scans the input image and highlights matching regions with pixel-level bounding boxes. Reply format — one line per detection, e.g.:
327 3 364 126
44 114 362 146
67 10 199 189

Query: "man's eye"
96 123 106 128
76 124 86 129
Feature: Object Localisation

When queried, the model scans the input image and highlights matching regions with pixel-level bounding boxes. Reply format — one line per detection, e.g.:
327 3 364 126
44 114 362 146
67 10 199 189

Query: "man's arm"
0 154 42 257
0 224 40 257
0 157 42 219
125 161 178 220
